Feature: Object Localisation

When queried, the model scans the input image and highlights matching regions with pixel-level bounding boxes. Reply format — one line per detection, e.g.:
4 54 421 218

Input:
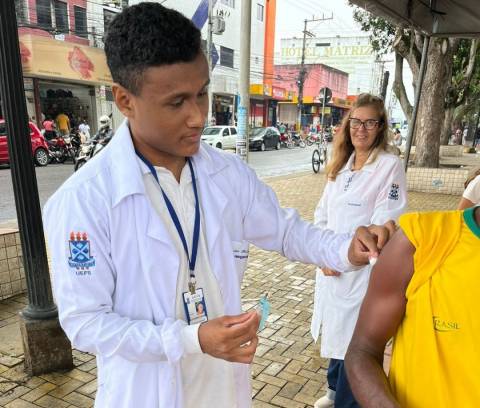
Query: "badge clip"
188 276 196 295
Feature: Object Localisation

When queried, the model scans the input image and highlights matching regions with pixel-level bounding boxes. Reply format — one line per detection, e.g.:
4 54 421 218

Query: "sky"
274 0 414 122
274 0 360 51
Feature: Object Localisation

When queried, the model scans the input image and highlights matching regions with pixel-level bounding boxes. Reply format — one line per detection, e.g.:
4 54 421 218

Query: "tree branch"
392 52 413 122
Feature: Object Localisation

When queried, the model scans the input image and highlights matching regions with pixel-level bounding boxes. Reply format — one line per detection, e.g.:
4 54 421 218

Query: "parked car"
249 127 281 151
201 125 238 149
0 119 49 166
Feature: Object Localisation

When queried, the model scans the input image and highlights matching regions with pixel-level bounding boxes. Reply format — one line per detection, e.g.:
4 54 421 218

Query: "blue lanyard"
136 150 200 288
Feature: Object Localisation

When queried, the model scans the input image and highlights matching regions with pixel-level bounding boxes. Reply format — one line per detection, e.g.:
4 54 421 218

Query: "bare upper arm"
348 229 415 359
458 197 475 210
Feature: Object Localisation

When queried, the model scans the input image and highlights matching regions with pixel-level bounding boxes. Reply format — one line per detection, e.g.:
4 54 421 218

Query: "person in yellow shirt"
56 112 70 135
345 206 480 407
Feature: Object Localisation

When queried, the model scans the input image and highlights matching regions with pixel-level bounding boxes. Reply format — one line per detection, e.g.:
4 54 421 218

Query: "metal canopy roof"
349 0 480 37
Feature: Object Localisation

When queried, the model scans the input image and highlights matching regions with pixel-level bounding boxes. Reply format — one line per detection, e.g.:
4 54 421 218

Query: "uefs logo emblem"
68 232 96 271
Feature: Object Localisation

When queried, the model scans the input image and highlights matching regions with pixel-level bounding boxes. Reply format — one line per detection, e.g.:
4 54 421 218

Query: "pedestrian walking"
312 93 407 408
78 118 91 141
55 111 70 136
473 127 480 148
42 116 56 140
43 4 394 408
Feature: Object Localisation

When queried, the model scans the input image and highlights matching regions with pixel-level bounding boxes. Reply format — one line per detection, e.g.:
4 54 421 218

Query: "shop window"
220 46 234 69
74 6 87 38
257 4 264 22
54 1 69 33
14 0 27 24
220 0 235 8
104 9 118 32
36 0 52 28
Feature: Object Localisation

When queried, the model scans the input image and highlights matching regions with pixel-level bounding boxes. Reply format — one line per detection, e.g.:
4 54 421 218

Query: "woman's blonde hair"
326 93 390 180
465 167 480 189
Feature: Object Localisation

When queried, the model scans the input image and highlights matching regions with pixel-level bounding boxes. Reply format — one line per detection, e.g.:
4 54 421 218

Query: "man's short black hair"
104 2 202 95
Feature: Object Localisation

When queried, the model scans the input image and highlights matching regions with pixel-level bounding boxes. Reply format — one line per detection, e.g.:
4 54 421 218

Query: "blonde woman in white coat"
312 94 407 408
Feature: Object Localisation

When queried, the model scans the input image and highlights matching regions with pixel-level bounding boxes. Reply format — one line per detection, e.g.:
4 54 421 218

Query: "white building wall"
280 35 377 95
128 0 267 95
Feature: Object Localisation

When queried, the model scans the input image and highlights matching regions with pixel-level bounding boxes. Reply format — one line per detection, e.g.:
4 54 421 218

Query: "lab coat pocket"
232 240 249 276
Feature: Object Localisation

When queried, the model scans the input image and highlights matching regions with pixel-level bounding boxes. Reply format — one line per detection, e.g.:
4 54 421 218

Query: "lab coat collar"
338 148 385 174
107 120 229 207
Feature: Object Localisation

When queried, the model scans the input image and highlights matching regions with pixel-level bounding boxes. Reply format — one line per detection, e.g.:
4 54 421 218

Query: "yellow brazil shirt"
389 208 480 407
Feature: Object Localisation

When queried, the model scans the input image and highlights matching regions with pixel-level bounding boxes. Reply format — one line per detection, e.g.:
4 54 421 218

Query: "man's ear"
112 84 136 119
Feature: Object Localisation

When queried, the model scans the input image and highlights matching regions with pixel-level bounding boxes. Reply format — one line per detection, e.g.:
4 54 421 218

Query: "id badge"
182 288 208 325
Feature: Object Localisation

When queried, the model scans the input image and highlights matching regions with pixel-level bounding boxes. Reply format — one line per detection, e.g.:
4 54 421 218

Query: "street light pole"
296 14 332 132
237 0 251 162
207 0 214 125
0 0 72 374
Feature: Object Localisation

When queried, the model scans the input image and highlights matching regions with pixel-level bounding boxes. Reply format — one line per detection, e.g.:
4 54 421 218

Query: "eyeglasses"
349 118 381 130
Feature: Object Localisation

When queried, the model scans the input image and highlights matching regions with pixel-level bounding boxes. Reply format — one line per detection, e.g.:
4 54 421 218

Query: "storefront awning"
19 34 113 86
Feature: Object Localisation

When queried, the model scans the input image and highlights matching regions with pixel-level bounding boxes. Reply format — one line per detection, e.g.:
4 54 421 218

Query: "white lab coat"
43 121 355 408
311 151 407 360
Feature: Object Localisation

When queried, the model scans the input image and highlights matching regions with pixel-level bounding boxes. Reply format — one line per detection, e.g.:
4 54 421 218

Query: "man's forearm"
345 347 400 408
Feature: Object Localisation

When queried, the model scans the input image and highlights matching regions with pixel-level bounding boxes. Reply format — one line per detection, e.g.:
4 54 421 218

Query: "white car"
201 126 238 150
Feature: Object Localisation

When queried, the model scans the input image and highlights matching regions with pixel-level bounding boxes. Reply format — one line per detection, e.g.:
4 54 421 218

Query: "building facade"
3 0 283 131
280 35 381 96
4 0 117 133
273 63 349 128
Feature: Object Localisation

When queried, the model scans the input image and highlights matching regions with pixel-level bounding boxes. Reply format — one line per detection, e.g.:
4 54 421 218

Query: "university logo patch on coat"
388 183 400 200
68 232 96 273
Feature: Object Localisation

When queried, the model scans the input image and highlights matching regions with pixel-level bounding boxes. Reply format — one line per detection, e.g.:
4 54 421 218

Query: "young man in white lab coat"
43 4 395 408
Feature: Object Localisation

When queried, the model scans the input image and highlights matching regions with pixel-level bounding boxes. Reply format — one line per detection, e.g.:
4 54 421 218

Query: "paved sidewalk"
0 172 460 408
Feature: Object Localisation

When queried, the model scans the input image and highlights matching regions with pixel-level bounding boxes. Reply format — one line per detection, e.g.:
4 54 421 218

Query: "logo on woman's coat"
388 183 400 200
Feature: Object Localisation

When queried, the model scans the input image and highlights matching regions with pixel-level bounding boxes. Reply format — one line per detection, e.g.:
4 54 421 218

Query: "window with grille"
36 0 52 28
54 1 69 33
220 46 234 68
257 4 264 22
74 6 87 38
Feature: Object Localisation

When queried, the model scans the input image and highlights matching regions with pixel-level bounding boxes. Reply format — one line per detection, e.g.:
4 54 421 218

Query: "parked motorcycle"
279 132 293 149
62 131 79 162
47 134 69 164
74 115 114 171
290 132 306 148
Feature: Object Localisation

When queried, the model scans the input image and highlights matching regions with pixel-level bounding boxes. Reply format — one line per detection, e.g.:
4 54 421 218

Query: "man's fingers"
356 226 379 257
368 221 396 251
222 311 256 328
229 312 260 341
227 335 259 364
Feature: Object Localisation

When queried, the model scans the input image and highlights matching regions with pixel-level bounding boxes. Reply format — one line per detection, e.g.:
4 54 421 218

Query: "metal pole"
207 0 214 125
320 91 326 134
403 35 430 171
297 19 308 132
0 0 57 319
236 0 251 162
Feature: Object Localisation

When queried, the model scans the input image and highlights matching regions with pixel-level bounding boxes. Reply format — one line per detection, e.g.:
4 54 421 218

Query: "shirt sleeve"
370 156 408 225
463 175 480 204
238 163 354 272
43 188 203 364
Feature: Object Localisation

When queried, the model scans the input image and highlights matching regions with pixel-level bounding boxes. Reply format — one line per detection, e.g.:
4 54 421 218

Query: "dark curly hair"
104 2 202 95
